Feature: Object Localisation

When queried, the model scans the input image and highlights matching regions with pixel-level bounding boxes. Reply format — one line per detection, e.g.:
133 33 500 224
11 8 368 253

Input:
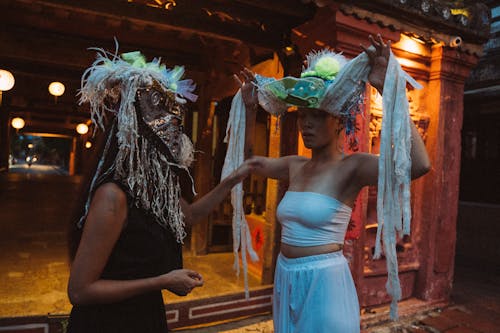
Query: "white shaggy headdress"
78 42 198 243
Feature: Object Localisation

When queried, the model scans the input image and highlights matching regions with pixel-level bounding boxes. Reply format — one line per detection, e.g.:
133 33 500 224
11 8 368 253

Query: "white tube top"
276 191 352 247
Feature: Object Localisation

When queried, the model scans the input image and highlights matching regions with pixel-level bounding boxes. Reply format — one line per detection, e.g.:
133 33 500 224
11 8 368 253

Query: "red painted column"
415 45 479 301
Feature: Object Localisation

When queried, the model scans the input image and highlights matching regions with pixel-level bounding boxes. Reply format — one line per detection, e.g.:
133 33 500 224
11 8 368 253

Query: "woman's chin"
303 141 315 149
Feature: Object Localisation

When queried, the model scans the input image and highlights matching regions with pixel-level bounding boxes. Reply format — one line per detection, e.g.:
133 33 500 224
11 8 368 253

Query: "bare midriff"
280 242 343 258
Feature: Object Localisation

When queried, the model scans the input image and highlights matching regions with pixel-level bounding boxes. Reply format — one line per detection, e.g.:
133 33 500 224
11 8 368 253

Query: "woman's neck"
310 140 343 164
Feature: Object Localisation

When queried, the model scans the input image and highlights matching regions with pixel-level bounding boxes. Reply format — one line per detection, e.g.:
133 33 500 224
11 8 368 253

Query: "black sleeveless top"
68 181 182 333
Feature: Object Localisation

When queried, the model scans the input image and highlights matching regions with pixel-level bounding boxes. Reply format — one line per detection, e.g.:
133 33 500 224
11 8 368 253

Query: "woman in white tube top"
232 35 431 333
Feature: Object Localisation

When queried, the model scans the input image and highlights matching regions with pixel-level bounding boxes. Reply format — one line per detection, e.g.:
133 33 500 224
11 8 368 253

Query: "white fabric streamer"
221 90 259 299
374 53 422 319
325 49 422 319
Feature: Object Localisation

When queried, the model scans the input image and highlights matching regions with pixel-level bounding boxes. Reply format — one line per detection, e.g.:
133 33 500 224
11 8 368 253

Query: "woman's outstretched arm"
182 67 306 226
181 160 253 226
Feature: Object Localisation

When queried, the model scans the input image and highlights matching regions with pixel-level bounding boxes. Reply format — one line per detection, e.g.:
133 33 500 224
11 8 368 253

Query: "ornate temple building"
0 0 496 331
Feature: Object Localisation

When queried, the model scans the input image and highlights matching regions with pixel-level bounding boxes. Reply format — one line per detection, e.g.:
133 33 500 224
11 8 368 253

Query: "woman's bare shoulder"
94 182 126 200
90 182 128 214
344 152 378 164
286 155 309 169
78 182 129 251
286 155 309 164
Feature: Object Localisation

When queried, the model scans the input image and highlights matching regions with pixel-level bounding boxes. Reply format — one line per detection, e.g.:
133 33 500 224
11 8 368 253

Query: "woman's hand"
234 67 259 110
230 158 263 183
161 269 204 296
234 67 259 158
362 34 391 93
179 158 264 227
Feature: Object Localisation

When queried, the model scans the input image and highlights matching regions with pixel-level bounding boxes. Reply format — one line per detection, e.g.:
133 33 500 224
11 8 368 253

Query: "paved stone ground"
1 171 498 332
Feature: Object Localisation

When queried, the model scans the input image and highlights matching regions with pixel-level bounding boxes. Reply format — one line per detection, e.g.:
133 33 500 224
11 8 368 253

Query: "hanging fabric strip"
374 52 422 320
221 90 259 299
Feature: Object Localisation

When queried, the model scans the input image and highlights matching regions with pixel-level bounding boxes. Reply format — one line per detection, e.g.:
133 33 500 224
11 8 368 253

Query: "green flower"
301 56 340 81
121 51 147 68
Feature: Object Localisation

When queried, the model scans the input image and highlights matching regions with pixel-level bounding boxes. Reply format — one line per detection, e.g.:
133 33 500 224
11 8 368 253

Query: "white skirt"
273 251 360 333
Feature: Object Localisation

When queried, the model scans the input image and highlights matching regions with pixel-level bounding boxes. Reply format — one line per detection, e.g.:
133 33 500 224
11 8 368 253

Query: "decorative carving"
129 0 177 10
338 0 491 37
411 113 430 143
368 86 430 144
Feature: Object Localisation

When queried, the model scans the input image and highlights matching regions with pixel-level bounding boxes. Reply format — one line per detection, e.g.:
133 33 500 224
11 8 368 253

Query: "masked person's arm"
181 159 256 226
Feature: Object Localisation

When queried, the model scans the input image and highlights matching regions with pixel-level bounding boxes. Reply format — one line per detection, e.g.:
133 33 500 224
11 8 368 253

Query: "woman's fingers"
233 74 243 87
363 34 391 60
234 67 256 88
243 67 255 81
240 69 249 82
374 35 390 52
376 34 385 47
380 40 391 59
185 270 203 294
238 67 256 84
234 159 261 181
187 270 204 283
377 34 391 53
361 43 376 63
368 34 385 50
360 43 371 54
368 34 378 47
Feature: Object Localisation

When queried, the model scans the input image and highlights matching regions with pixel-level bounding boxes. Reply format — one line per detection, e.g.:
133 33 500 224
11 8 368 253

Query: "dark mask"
136 81 185 162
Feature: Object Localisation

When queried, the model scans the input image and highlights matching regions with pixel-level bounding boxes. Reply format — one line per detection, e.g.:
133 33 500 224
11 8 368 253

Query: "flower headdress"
256 49 369 146
78 42 198 242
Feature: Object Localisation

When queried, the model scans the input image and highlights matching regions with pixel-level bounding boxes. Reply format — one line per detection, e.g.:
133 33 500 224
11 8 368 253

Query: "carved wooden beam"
4 0 314 49
337 1 491 50
0 2 206 69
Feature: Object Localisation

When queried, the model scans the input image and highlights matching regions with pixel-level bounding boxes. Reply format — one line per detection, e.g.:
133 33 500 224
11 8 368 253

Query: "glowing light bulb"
11 117 25 129
0 70 15 91
76 123 89 135
48 82 65 97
